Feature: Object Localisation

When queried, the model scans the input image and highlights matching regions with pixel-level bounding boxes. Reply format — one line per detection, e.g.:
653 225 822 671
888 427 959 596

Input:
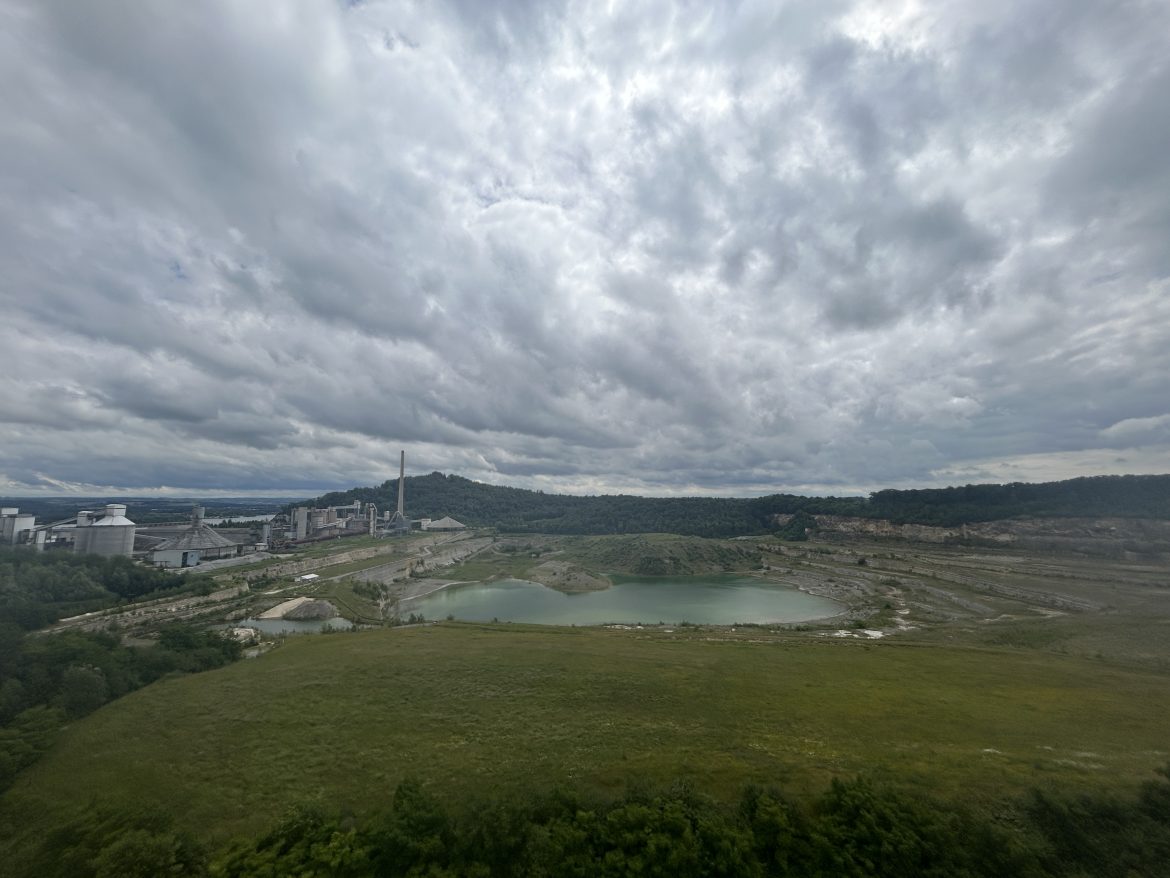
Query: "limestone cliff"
772 514 1170 558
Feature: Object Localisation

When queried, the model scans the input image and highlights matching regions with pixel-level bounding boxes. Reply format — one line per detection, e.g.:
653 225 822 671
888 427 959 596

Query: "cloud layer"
2 0 1168 497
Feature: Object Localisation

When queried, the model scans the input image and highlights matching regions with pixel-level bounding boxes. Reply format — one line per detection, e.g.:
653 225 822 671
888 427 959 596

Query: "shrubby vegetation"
0 547 199 631
0 549 240 791
0 624 241 790
19 770 1170 877
566 534 762 575
17 803 207 878
776 510 818 541
306 473 1170 537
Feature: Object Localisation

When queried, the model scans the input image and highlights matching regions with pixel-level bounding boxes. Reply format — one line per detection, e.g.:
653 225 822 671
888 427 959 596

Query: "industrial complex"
0 451 464 569
286 451 464 544
1 502 256 565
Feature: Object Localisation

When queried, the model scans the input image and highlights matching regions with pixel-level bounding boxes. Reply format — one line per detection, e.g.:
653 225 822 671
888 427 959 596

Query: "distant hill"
304 473 1170 538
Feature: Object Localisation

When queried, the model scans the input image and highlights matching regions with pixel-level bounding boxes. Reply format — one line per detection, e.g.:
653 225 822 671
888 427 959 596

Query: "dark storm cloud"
2 0 1168 497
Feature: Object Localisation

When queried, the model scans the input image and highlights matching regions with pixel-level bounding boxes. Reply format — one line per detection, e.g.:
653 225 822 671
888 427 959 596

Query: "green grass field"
441 554 538 582
3 623 1168 860
311 579 384 622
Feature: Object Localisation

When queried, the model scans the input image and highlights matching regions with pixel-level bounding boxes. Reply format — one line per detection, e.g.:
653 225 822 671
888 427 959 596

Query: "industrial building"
149 506 250 568
0 508 36 545
287 501 377 542
2 502 269 565
1 504 138 556
2 450 465 562
73 504 137 557
281 451 463 541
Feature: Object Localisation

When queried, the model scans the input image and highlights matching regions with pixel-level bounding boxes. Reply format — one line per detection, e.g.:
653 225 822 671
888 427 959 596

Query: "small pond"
403 575 841 626
231 616 355 635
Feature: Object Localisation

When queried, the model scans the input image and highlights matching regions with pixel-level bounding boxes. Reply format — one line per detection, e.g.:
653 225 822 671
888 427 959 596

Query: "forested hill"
306 473 1170 538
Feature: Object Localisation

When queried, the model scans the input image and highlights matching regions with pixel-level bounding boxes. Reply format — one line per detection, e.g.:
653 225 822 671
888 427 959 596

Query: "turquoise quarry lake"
404 575 841 626
232 617 355 635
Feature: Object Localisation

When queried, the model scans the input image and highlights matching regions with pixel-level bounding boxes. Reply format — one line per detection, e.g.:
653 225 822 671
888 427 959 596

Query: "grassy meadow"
3 622 1168 860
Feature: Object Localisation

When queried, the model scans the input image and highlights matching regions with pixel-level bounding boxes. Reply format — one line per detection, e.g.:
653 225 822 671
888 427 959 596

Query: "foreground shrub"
29 765 1170 878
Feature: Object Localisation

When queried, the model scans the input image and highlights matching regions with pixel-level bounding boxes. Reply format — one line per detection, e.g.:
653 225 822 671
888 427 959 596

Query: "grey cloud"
436 0 569 59
804 35 945 168
1045 61 1170 276
2 0 1168 497
802 193 1002 330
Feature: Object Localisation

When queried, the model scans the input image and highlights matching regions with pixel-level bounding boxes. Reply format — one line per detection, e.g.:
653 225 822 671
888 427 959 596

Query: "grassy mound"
559 533 763 575
2 625 1168 858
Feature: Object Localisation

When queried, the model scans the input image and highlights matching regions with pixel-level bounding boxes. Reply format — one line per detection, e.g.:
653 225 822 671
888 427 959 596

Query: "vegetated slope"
306 473 1170 536
0 552 238 794
557 534 763 575
3 624 1169 861
0 548 205 630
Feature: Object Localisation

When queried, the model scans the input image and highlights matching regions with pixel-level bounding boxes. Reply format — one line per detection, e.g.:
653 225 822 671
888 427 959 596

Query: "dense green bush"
10 768 1170 876
0 547 207 630
22 804 206 878
776 511 817 541
204 768 1170 878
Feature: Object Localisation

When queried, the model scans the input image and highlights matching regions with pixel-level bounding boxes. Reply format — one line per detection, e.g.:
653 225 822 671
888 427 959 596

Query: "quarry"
5 485 1170 877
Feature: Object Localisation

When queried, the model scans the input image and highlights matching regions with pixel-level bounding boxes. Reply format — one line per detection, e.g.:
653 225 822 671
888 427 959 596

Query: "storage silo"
292 506 311 541
79 503 136 557
1 508 36 545
73 510 95 554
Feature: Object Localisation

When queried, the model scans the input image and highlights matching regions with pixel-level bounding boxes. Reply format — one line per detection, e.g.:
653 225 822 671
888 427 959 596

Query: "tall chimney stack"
397 450 405 517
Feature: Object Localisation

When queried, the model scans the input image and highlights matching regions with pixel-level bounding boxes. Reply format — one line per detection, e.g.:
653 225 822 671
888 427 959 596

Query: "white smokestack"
397 450 405 517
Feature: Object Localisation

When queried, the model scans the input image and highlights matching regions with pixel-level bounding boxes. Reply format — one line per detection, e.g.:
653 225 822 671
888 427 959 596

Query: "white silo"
1 508 36 545
74 510 95 554
79 504 136 557
292 506 311 541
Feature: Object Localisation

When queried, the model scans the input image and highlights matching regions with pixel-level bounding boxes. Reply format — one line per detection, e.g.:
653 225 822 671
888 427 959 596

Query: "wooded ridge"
303 473 1170 537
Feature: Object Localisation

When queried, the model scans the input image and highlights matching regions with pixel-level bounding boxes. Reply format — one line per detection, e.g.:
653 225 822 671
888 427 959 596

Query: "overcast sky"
1 0 1168 499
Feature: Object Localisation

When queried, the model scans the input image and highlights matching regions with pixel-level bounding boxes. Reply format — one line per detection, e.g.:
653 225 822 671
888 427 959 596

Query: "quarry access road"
43 533 488 637
47 583 250 635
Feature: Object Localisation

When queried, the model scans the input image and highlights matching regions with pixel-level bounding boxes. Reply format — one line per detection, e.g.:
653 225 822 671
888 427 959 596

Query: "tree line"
303 473 1170 537
0 548 202 631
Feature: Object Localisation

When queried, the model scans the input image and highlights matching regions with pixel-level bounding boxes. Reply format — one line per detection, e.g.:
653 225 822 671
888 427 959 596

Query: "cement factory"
1 502 264 567
286 452 464 543
0 451 464 569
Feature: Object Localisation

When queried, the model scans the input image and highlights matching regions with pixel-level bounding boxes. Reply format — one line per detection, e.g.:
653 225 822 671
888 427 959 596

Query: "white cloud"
1101 415 1170 442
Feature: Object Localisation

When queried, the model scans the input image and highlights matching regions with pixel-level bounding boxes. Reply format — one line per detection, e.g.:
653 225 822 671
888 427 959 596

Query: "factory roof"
91 514 135 527
153 525 239 552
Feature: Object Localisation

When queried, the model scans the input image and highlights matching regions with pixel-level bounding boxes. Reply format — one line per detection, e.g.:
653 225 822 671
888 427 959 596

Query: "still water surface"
232 616 355 635
405 575 840 626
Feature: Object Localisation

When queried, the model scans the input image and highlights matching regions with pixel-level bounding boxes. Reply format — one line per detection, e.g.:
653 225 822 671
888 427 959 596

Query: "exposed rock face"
772 515 1170 558
282 599 339 621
